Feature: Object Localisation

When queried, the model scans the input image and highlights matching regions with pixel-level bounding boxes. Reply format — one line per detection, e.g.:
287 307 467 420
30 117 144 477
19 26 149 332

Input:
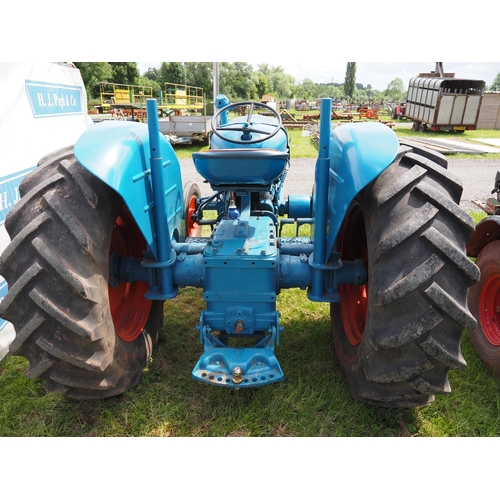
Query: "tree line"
75 62 500 105
74 62 408 105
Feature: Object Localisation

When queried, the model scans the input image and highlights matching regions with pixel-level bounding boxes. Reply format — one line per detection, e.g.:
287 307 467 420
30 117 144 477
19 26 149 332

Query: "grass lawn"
172 114 500 160
171 126 318 159
2 282 500 437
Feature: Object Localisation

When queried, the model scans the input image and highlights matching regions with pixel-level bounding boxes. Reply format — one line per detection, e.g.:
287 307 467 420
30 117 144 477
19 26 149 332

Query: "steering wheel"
211 101 282 145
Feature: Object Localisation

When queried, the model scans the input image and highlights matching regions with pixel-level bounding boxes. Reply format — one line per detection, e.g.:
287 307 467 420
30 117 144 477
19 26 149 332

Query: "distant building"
477 92 500 129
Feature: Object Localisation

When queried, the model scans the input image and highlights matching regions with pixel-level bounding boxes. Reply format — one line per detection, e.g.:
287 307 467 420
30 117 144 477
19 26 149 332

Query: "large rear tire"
331 143 479 407
467 240 500 376
0 146 163 399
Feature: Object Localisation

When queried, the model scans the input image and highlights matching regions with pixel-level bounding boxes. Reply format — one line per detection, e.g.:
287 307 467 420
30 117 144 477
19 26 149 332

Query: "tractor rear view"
0 93 479 407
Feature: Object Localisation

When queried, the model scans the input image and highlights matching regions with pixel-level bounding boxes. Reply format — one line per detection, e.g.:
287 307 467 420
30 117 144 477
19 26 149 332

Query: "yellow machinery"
161 82 204 111
95 81 205 118
93 81 210 142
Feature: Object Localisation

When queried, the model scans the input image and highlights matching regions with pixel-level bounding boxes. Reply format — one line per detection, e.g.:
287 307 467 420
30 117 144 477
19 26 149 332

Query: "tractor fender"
73 120 184 260
467 215 500 258
325 122 400 257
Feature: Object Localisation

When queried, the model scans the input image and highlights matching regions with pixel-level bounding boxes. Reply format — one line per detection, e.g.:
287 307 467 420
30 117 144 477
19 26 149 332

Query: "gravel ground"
180 155 500 212
447 157 500 211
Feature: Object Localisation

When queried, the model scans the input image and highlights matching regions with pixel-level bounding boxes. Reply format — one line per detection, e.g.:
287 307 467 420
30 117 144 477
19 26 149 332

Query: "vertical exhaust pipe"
309 98 332 301
146 98 177 299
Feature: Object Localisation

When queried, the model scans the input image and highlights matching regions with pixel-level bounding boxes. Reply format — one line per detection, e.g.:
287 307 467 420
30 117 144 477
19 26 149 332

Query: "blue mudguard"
326 122 400 258
73 120 184 261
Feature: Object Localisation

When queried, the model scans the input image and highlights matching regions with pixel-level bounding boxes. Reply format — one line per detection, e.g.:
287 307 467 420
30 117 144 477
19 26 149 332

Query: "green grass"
394 127 500 140
172 127 318 159
2 211 500 437
2 285 500 437
172 121 500 160
470 209 489 225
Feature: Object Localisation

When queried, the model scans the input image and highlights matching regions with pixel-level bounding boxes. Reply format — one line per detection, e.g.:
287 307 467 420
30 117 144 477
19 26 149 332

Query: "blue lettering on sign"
25 79 83 118
0 166 36 226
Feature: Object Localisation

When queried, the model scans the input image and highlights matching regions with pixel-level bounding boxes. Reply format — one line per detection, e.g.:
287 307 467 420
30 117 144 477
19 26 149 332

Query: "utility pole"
213 62 219 98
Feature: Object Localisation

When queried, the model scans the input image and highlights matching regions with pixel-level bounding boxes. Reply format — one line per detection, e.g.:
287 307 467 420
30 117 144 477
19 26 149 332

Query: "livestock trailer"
405 75 485 132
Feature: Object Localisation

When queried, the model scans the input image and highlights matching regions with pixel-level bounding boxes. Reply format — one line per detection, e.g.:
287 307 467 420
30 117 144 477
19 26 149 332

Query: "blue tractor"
0 96 479 407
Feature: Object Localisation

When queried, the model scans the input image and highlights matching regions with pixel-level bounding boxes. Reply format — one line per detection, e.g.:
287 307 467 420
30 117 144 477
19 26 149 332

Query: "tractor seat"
192 148 289 186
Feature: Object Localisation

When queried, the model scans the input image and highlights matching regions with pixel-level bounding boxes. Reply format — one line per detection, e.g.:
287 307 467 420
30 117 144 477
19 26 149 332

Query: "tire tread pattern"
0 147 162 399
332 143 479 407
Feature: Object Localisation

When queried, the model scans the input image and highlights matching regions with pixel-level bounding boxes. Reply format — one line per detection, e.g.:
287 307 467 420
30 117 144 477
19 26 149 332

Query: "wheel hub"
338 202 368 347
479 273 500 346
187 195 200 237
108 207 152 342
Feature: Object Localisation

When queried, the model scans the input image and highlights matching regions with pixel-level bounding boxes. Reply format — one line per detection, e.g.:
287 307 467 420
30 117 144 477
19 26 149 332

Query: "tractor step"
192 324 284 388
192 345 284 388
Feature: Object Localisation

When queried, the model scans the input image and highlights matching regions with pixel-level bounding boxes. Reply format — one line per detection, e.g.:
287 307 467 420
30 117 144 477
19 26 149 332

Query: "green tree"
365 87 382 104
257 63 271 76
385 77 405 102
297 78 317 101
74 62 113 100
254 72 269 98
344 62 357 98
356 88 368 102
158 62 186 86
219 62 254 100
137 76 161 95
256 64 295 99
109 62 139 85
314 83 344 100
142 67 158 81
490 72 500 91
184 62 213 98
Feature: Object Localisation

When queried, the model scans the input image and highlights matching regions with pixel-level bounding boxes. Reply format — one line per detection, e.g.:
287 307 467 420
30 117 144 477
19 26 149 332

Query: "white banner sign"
0 62 91 360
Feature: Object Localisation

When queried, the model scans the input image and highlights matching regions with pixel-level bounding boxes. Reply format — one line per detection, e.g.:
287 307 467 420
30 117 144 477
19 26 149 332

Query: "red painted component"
108 206 152 342
479 273 500 347
338 202 368 346
187 194 200 237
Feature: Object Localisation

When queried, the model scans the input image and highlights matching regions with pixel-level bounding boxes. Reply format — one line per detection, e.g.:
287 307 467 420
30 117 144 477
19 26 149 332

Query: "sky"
3 1 497 93
137 61 499 92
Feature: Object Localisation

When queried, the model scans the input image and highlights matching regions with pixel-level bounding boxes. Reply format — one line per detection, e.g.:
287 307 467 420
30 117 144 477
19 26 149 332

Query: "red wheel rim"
187 195 200 237
479 273 500 346
108 207 152 342
338 202 368 346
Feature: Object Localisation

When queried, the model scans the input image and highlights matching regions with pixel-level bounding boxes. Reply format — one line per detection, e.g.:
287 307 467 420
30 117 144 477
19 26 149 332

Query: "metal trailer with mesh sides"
405 75 485 133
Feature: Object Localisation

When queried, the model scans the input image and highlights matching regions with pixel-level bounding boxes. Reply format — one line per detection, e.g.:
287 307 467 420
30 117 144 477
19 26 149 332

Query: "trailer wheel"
467 240 500 376
183 181 201 238
0 147 163 399
331 144 479 407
